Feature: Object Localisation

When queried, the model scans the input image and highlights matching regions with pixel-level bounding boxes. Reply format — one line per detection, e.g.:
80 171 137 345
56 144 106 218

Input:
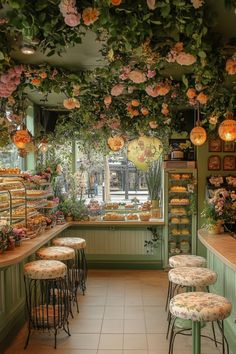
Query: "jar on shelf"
171 148 184 160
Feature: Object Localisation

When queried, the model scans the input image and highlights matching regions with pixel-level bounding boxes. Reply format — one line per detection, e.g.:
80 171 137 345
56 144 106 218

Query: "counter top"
0 220 165 268
198 229 236 271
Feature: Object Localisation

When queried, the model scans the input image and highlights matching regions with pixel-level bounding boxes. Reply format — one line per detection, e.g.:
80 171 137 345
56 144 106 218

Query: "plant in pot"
145 159 162 217
58 199 74 221
72 199 89 221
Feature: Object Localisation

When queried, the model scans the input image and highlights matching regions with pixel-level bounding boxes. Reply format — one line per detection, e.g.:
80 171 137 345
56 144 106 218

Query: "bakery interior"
0 0 236 353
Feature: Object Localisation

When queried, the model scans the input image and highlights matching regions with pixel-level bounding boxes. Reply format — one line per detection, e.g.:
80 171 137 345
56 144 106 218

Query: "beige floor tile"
145 318 168 334
124 319 146 333
79 296 106 306
101 319 124 333
142 296 166 306
106 296 125 306
147 333 169 350
107 288 125 297
123 334 148 350
125 296 143 306
57 334 100 350
78 306 105 319
86 287 108 296
144 306 165 320
124 306 145 320
69 319 102 333
123 351 148 354
98 334 123 350
104 306 124 319
98 351 122 354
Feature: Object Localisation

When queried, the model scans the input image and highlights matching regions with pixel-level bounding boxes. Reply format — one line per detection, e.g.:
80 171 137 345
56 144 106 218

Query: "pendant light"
218 112 236 142
38 136 49 153
190 106 207 146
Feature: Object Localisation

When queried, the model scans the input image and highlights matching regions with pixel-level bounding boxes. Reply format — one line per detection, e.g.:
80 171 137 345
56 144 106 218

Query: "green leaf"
161 5 170 17
182 75 189 88
8 0 25 9
198 50 206 58
150 20 162 24
0 51 4 60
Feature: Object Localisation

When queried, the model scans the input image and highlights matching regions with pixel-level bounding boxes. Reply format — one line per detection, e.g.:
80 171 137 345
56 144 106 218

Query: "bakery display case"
102 201 153 222
164 168 197 267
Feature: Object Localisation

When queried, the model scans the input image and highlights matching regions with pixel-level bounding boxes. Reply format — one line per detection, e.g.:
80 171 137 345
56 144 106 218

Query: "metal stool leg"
192 321 201 354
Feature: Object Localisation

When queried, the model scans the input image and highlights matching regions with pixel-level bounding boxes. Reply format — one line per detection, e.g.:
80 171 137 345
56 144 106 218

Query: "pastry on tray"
127 213 139 220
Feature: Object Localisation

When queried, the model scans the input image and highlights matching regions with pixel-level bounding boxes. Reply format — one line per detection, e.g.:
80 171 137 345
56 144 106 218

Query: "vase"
65 216 73 222
151 199 159 209
207 221 222 235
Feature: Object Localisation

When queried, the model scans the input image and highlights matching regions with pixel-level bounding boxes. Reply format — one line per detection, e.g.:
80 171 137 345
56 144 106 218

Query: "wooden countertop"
198 229 236 271
0 220 164 268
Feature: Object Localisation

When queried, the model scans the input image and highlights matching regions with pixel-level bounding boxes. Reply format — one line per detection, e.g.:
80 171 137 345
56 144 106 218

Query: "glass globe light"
38 137 49 153
218 119 236 142
190 126 207 146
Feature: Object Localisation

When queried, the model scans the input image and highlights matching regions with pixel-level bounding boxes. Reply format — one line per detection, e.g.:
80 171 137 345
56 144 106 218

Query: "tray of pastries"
170 207 187 215
170 186 187 192
126 213 139 221
170 198 189 205
103 213 126 221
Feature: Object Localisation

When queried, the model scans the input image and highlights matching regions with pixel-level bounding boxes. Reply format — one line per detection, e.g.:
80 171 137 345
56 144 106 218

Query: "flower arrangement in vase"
201 188 236 234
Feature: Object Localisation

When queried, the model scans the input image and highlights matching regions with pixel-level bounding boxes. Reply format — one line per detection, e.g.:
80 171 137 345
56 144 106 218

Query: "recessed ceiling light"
21 44 35 55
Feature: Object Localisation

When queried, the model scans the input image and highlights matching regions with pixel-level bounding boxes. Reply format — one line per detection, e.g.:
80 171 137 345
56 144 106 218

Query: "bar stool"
166 255 206 312
36 246 78 314
24 260 70 349
53 237 87 295
166 266 217 339
169 292 232 354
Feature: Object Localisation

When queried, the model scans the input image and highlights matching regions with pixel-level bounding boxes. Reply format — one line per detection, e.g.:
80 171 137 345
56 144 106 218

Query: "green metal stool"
169 292 232 354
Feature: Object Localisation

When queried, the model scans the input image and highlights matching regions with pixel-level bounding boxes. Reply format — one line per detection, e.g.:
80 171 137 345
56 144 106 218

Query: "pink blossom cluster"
0 65 23 98
59 0 81 27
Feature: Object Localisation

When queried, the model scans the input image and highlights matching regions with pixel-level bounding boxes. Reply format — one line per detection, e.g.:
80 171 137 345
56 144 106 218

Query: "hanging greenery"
0 0 235 150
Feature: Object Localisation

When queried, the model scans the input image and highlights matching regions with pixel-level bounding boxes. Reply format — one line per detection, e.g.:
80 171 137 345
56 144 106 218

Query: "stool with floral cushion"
166 255 206 312
166 266 217 340
23 260 70 349
36 246 78 315
52 237 87 295
169 292 232 354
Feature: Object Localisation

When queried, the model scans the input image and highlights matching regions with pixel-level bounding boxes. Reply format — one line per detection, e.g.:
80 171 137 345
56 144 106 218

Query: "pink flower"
93 120 105 129
145 85 158 97
128 70 147 84
176 52 196 66
0 73 10 83
107 119 121 129
14 65 24 75
119 66 131 80
111 84 124 96
147 69 156 78
59 0 76 16
64 13 81 26
147 0 156 10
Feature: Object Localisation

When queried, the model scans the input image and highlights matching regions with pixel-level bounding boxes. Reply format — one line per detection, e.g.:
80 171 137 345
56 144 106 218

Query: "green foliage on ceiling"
0 0 236 151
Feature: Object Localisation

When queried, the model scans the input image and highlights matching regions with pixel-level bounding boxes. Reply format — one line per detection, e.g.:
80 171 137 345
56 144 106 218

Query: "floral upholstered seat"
37 246 75 261
169 255 206 268
170 292 232 322
24 260 67 280
53 237 86 250
168 267 217 287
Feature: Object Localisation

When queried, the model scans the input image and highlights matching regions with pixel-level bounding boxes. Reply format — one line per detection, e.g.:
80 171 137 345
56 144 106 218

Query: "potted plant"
72 199 89 221
145 159 162 213
58 199 74 221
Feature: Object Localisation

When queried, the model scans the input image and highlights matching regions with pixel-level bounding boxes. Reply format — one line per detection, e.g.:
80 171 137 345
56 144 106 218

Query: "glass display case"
164 168 197 267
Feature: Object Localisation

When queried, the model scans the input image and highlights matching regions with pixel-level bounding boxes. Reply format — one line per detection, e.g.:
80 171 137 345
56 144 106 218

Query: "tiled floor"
4 270 226 354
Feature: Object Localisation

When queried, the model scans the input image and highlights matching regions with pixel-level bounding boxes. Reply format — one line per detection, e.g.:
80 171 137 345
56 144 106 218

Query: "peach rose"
176 52 196 66
131 99 140 107
173 42 184 53
31 78 41 86
147 0 156 10
145 85 158 97
196 92 208 104
141 107 149 116
128 70 147 84
155 83 170 96
111 0 122 5
161 103 169 116
132 109 139 117
191 0 204 9
82 7 99 26
186 88 197 99
104 95 112 105
39 72 47 79
111 84 124 96
63 98 80 109
149 121 158 129
108 135 125 151
226 57 236 75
